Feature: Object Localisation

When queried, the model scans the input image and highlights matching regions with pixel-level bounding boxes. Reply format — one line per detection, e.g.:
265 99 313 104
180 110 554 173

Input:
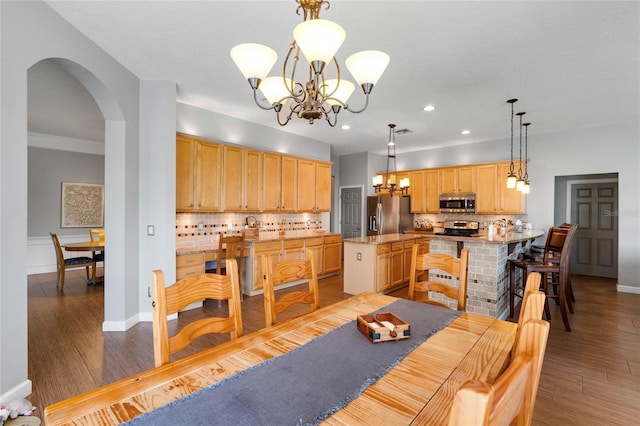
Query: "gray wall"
28 147 104 237
339 121 639 293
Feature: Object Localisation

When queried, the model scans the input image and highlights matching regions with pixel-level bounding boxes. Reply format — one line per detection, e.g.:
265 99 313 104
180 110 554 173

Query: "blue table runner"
125 298 461 426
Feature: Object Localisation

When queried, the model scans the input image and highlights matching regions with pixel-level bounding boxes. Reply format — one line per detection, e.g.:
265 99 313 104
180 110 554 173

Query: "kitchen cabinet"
475 162 524 214
410 169 439 213
176 253 204 280
390 242 404 287
249 234 341 294
409 170 426 213
283 239 304 260
252 240 283 291
298 160 332 212
403 238 429 282
425 169 440 213
375 244 391 292
176 135 222 212
263 153 298 212
323 234 342 273
439 166 474 194
222 146 262 212
305 237 324 274
375 242 403 292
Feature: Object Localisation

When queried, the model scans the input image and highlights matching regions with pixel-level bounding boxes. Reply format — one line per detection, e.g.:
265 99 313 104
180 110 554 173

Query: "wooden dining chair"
213 234 245 302
150 261 243 367
50 232 93 291
261 250 319 328
448 320 550 426
408 244 469 311
89 229 105 284
513 272 546 358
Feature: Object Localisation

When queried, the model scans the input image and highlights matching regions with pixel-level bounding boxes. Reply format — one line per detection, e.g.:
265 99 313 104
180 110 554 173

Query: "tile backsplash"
176 212 324 250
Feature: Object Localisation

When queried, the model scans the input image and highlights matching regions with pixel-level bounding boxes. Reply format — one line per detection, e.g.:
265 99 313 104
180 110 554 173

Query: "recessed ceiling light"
341 124 351 130
423 105 436 112
461 130 471 135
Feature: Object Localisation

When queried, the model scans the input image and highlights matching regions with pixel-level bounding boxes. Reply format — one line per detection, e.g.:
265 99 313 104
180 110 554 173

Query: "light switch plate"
147 225 155 236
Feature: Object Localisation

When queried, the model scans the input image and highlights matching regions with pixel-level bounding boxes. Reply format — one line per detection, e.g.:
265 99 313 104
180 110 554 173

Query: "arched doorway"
27 58 127 330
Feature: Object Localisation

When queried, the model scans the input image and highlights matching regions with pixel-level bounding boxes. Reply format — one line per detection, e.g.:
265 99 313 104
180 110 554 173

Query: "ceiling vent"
395 128 413 135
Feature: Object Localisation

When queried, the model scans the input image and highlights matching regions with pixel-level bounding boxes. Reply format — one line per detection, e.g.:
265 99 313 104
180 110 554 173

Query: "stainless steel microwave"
439 193 476 213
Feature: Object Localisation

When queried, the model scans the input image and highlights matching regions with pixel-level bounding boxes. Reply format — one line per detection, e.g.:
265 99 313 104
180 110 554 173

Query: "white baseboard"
617 284 640 294
0 379 32 405
28 235 96 275
102 313 141 332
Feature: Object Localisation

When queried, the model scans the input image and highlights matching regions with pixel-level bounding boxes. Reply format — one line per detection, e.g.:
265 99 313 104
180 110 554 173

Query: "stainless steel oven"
439 193 476 213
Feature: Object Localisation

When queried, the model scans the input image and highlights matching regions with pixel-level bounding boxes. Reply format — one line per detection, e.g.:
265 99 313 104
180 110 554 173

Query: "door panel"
340 187 362 239
571 182 618 278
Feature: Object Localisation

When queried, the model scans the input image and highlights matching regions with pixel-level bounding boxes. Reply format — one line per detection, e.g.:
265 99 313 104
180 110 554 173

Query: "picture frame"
61 182 104 228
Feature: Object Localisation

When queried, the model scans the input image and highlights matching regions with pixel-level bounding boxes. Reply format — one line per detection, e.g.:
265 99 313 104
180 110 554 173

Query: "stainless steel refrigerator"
367 196 412 236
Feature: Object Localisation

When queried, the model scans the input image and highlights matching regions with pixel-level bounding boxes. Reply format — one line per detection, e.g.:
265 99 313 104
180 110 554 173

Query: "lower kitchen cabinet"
247 234 343 296
323 235 342 273
176 253 204 280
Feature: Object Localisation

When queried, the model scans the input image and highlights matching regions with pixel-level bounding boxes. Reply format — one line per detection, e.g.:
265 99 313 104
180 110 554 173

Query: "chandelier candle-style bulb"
230 43 278 88
294 19 345 73
345 50 390 94
259 77 294 106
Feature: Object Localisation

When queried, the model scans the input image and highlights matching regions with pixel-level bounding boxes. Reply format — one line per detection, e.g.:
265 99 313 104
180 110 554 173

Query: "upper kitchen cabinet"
176 135 221 212
222 145 262 212
408 170 426 213
475 162 524 214
297 160 331 212
263 153 298 212
439 165 474 194
425 169 440 213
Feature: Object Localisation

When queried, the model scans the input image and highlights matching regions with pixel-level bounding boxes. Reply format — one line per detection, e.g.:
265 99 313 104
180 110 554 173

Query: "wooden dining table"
44 292 517 425
64 241 105 284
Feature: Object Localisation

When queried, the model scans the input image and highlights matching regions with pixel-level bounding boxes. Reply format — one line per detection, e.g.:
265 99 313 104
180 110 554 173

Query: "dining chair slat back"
449 319 550 426
262 250 319 328
150 262 243 367
408 245 469 311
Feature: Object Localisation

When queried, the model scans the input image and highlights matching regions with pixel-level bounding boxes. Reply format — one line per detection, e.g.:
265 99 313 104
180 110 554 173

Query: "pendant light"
372 124 409 197
506 99 518 188
515 111 526 191
522 122 531 194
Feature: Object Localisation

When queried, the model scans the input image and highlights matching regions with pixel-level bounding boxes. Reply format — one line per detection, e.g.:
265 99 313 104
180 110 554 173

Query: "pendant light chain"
507 99 517 175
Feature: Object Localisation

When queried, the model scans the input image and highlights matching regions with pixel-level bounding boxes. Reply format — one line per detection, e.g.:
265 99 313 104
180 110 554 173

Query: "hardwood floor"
27 269 639 424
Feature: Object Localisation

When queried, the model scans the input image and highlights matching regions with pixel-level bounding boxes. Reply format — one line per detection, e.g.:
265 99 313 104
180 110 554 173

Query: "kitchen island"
177 230 342 296
344 229 544 319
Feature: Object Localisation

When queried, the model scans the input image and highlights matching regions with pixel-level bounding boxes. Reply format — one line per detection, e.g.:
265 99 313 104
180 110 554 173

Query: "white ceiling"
31 0 639 157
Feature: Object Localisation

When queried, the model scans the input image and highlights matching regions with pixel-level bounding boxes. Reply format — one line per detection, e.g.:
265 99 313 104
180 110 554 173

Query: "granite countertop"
176 230 338 255
344 230 544 245
343 233 428 245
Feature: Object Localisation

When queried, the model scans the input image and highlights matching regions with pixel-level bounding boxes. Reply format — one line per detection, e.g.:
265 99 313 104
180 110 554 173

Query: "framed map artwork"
61 182 104 228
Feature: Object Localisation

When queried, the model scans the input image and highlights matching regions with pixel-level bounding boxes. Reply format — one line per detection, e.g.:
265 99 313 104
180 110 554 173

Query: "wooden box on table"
357 312 411 343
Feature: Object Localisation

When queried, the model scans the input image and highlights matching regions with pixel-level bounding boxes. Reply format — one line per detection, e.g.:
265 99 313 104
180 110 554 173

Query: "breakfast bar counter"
344 230 544 319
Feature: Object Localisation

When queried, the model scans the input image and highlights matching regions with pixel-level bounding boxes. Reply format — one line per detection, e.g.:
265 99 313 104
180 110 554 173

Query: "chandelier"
230 0 390 127
373 124 409 197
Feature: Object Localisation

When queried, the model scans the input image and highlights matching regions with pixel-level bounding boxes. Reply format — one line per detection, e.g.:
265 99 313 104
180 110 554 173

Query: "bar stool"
509 225 577 331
